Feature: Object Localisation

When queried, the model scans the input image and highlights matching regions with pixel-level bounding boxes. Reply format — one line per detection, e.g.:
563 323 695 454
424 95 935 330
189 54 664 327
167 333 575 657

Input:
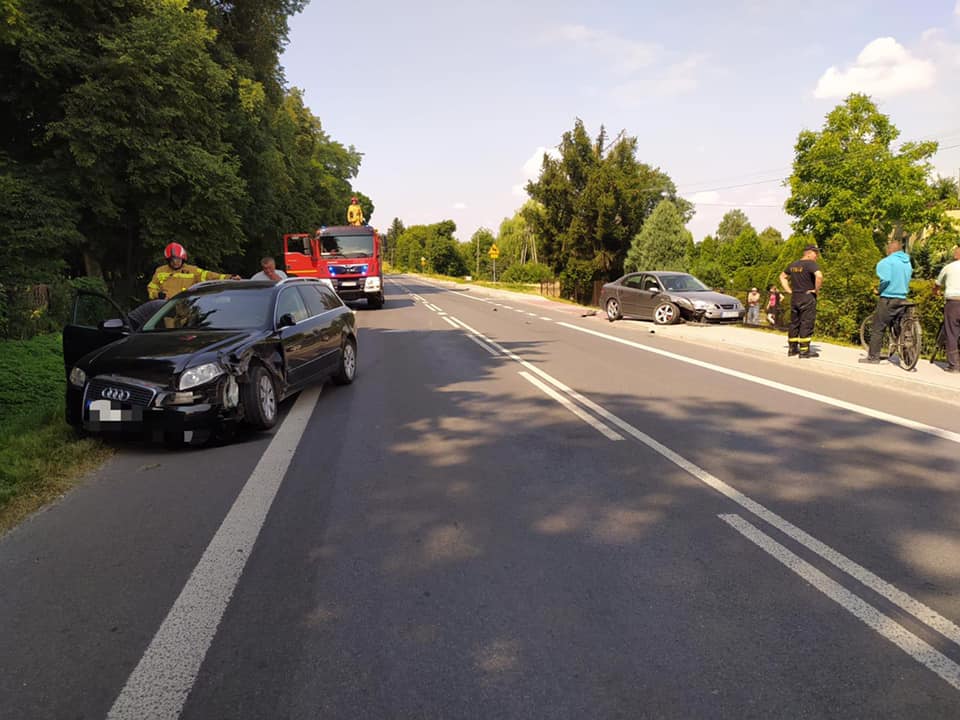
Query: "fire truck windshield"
320 234 374 258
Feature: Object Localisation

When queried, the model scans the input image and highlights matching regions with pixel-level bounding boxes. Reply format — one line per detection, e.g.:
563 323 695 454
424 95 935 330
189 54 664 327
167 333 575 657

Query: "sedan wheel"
333 339 357 385
606 298 622 321
653 301 680 325
241 365 278 430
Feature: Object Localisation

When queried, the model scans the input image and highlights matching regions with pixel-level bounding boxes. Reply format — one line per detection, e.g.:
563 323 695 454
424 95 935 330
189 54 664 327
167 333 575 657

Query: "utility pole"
476 234 480 277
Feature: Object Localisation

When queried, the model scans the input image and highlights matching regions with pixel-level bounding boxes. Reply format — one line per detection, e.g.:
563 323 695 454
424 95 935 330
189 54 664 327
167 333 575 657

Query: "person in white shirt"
250 256 288 282
935 246 960 373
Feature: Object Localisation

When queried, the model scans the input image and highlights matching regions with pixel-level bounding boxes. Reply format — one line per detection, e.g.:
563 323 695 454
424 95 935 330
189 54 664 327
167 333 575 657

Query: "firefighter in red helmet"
147 243 238 300
347 196 365 226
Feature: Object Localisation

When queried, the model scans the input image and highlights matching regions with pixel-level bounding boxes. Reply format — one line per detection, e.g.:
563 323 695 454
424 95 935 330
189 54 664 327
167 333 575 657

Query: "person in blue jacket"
860 237 913 364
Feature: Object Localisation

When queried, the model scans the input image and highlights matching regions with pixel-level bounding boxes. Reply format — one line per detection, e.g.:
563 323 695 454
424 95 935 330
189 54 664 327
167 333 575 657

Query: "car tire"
605 298 622 322
367 293 384 309
653 301 680 325
333 338 357 386
242 364 278 430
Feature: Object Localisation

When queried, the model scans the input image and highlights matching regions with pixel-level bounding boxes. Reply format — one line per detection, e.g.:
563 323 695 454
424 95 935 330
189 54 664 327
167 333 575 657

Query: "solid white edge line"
719 514 960 692
557 320 960 446
441 316 460 328
518 371 623 441
107 388 322 720
442 312 960 648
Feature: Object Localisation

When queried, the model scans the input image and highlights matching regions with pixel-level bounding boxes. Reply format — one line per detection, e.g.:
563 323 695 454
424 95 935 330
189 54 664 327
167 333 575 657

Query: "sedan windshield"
660 274 710 292
142 289 272 331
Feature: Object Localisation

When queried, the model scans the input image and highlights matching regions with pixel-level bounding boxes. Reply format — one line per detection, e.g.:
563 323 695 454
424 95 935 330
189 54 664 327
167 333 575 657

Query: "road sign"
488 244 500 260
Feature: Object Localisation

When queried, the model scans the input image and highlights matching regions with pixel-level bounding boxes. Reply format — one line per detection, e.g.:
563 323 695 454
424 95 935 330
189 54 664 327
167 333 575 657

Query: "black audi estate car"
63 277 357 444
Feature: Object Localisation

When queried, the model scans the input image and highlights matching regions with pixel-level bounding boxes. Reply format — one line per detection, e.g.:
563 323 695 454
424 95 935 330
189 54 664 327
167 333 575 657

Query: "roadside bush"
499 262 554 284
559 258 596 305
0 276 108 340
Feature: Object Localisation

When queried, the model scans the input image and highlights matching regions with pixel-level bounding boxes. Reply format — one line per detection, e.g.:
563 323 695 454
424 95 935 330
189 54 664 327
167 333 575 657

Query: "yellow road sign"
488 244 500 259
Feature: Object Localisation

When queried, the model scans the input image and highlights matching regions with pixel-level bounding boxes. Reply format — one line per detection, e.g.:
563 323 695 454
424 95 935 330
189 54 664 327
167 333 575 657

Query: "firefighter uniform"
347 199 364 226
147 263 231 300
785 255 821 357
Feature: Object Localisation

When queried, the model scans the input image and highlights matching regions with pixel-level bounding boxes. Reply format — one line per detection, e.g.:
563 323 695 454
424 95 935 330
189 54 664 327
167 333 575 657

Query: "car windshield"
660 274 710 292
319 233 375 258
141 289 272 331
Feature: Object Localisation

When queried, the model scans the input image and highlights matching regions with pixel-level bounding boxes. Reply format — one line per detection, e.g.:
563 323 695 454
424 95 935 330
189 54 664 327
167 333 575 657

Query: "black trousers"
789 293 817 349
946 300 960 369
868 297 907 359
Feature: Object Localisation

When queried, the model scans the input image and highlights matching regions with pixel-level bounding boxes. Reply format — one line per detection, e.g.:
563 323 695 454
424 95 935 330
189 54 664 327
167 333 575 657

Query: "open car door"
62 290 130 377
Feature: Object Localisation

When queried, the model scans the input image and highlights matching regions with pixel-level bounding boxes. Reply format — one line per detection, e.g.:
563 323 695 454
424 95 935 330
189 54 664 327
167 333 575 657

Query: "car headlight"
364 276 381 291
692 300 711 310
69 366 87 387
179 362 224 390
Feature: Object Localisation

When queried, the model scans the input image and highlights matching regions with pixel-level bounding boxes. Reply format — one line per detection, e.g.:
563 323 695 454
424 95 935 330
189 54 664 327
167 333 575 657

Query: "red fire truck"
283 225 385 309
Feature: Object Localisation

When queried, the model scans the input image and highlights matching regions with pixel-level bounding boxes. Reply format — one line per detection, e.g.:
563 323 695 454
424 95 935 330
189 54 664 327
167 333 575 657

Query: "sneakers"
798 351 820 359
945 366 960 374
858 357 881 364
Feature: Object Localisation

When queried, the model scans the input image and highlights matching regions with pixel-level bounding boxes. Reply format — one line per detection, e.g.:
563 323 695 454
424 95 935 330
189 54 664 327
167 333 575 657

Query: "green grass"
0 334 110 533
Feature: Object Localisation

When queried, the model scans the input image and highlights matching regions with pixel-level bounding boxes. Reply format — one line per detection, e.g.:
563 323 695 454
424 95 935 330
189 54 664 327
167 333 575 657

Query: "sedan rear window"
142 289 272 331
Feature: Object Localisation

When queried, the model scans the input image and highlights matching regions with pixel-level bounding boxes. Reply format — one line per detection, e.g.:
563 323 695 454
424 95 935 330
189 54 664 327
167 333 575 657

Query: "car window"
72 292 123 327
623 276 643 289
316 284 343 310
297 285 328 317
643 276 661 292
275 288 310 325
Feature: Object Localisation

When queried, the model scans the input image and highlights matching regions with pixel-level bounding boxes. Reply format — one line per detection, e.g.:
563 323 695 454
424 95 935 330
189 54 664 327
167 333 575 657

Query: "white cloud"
688 191 720 204
955 0 959 16
511 184 527 198
813 37 936 98
545 24 658 74
452 202 467 210
522 146 560 180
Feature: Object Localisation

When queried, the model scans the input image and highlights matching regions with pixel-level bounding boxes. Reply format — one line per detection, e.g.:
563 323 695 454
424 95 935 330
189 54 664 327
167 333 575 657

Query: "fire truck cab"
283 225 384 309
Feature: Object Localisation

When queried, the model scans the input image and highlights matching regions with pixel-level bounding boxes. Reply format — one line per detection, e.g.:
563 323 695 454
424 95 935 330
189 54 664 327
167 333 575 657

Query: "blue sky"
282 0 960 243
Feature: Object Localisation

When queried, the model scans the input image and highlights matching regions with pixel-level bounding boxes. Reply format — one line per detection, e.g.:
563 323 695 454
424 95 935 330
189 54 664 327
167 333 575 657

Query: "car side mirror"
99 318 128 333
277 313 297 328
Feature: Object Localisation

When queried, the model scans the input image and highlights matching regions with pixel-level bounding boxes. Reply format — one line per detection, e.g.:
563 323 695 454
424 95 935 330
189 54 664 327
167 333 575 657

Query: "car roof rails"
277 276 319 285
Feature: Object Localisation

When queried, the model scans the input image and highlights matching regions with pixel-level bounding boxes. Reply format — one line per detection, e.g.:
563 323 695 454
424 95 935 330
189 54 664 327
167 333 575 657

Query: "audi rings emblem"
101 387 131 402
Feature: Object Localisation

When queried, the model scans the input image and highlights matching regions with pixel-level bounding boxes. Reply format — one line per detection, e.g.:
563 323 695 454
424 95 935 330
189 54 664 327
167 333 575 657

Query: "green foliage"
1 0 367 293
499 262 554 284
0 276 109 340
559 258 597 305
394 221 464 275
786 93 940 251
716 209 755 245
0 333 107 521
462 227 496 278
625 199 691 272
814 223 882 342
526 119 689 280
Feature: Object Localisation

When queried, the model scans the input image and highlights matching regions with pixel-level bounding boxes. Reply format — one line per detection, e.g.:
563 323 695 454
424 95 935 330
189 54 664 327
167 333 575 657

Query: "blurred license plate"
87 399 142 422
340 281 357 287
722 311 739 318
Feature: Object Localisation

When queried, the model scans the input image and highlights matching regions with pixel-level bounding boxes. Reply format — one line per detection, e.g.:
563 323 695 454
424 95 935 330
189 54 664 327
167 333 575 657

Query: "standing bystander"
935 246 960 373
746 287 761 326
780 244 823 358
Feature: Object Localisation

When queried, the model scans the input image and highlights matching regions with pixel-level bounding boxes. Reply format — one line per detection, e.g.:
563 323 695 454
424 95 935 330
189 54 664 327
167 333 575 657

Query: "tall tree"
715 209 754 245
625 199 691 272
786 93 939 251
526 119 689 281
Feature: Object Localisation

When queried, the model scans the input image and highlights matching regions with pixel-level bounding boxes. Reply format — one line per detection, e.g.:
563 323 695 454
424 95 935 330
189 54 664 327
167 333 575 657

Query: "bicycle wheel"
899 317 922 371
859 314 873 351
859 314 889 356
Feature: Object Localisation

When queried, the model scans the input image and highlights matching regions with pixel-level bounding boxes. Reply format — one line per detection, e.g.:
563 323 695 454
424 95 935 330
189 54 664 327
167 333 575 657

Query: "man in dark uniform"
779 244 824 358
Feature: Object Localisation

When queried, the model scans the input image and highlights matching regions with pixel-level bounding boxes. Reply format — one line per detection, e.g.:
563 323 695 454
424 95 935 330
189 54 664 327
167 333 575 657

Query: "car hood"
668 290 740 306
82 330 254 385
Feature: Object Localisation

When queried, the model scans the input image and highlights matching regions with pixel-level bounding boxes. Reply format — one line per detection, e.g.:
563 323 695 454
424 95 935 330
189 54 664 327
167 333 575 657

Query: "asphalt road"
3 275 960 719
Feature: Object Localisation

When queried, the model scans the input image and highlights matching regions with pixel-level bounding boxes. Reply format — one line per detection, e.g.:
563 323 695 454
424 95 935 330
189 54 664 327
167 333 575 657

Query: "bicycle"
859 301 923 371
